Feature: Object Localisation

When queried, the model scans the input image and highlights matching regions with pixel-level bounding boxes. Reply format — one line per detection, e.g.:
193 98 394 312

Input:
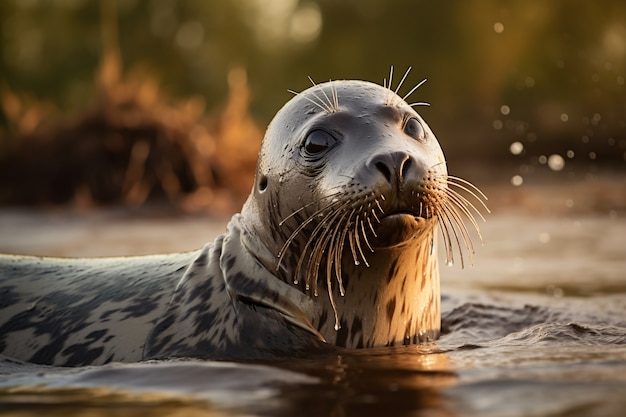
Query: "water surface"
0 195 625 416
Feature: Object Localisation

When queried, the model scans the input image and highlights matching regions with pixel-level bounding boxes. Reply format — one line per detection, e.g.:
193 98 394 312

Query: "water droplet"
509 141 524 155
560 113 569 122
589 152 597 160
354 260 360 266
546 285 564 298
591 113 601 125
565 199 574 208
493 22 504 33
548 154 565 171
566 150 575 158
446 259 454 267
334 322 341 331
511 175 523 186
500 105 510 115
492 120 503 130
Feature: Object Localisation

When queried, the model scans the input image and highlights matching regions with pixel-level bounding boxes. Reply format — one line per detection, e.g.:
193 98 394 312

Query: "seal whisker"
299 199 355 289
375 197 385 215
279 192 343 226
325 239 341 330
325 211 351 330
315 77 339 113
288 89 330 113
438 208 457 266
409 102 431 107
301 207 342 293
441 188 485 242
333 211 351 296
442 184 487 222
438 202 471 267
346 210 360 266
277 199 338 264
285 197 347 281
366 212 378 237
353 214 370 267
310 214 341 296
371 208 381 224
446 175 490 211
440 190 479 252
394 66 412 94
359 213 375 253
402 78 428 102
331 81 339 111
384 66 394 105
277 192 346 261
438 204 465 266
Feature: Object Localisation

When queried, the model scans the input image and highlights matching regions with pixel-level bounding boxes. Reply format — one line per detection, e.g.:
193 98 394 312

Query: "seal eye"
404 117 425 140
304 129 337 155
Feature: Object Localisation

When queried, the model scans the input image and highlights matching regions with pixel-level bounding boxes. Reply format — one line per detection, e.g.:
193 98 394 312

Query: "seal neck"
310 230 441 348
240 195 441 348
227 214 324 342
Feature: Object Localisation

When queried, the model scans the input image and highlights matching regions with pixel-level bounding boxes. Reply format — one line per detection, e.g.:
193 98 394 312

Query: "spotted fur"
0 215 326 366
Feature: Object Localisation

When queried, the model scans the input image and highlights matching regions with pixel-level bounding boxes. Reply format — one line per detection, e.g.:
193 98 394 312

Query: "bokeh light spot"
548 154 565 171
509 141 524 155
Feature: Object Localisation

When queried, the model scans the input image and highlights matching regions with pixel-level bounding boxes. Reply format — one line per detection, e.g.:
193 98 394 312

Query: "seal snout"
368 151 422 189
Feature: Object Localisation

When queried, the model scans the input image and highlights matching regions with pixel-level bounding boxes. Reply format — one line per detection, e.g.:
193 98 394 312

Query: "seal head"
240 79 485 348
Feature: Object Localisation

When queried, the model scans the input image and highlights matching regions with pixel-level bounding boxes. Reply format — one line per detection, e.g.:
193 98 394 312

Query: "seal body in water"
0 75 486 366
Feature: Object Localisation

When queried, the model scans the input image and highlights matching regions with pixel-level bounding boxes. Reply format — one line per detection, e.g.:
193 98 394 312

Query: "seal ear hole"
258 175 268 192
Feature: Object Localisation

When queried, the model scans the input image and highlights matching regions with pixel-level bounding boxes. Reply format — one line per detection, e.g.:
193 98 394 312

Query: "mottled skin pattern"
0 79 452 366
0 253 193 366
0 216 325 366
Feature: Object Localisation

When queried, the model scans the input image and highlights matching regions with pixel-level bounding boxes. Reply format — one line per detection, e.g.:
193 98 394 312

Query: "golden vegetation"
0 53 262 213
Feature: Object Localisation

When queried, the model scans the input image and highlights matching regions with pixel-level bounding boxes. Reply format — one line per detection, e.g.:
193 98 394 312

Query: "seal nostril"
375 161 392 183
399 156 411 180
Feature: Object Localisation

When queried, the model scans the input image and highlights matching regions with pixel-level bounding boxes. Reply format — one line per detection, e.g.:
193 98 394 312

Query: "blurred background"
0 0 624 214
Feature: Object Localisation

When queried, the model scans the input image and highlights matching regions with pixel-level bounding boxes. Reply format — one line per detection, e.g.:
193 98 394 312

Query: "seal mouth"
372 211 433 249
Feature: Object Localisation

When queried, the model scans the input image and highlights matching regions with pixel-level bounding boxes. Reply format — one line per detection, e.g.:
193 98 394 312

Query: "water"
0 188 625 417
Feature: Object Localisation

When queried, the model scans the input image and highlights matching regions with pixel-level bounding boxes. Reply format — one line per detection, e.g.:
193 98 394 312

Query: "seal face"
0 74 487 366
241 78 487 348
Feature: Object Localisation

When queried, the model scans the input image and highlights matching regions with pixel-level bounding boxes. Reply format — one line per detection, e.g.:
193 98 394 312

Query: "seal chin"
372 213 433 249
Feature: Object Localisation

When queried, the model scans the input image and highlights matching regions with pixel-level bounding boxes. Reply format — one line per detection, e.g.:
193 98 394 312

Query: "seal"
0 70 487 366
